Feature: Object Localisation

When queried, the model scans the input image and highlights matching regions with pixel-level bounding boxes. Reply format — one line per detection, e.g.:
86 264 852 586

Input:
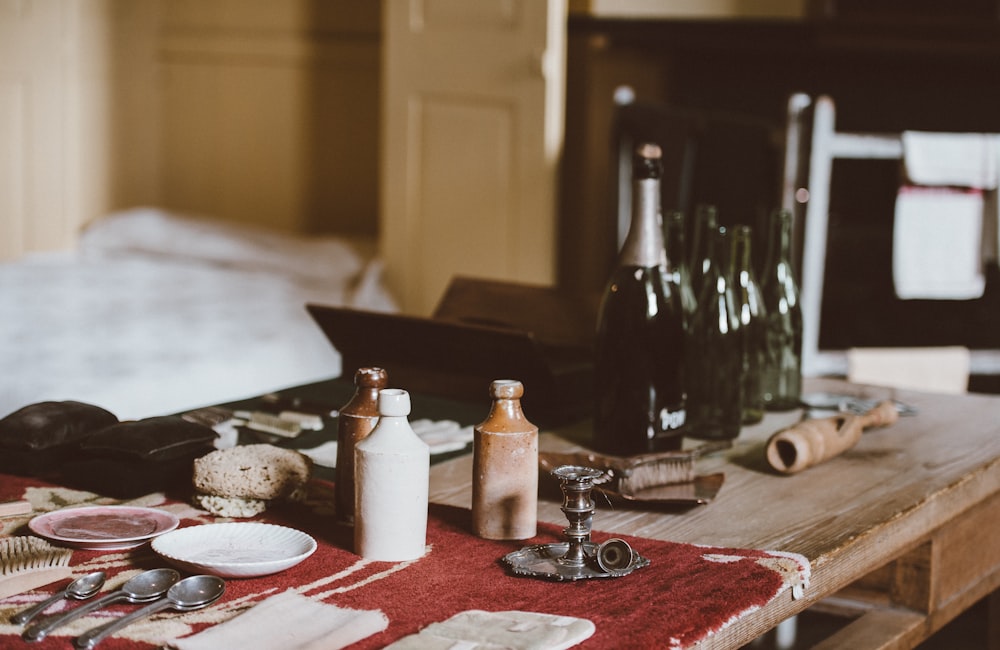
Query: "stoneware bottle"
472 379 538 540
354 388 429 561
334 367 388 524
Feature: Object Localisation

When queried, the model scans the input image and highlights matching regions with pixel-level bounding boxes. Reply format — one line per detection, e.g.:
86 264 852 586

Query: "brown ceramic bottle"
334 367 388 523
472 379 538 540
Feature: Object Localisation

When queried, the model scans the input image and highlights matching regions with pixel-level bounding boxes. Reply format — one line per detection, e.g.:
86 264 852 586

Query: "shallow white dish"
152 522 317 578
29 505 179 551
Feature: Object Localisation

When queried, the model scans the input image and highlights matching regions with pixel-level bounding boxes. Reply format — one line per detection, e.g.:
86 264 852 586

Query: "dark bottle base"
764 398 802 412
685 423 741 441
741 407 765 425
591 430 686 456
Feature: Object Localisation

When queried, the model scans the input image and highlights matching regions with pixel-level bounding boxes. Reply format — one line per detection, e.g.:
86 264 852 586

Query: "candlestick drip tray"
502 465 650 581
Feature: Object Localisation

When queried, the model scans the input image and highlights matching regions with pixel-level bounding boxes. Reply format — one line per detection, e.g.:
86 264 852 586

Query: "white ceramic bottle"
354 388 430 561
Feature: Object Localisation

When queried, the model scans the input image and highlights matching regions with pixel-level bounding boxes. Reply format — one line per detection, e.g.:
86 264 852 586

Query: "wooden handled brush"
0 536 73 599
539 440 731 496
765 400 900 474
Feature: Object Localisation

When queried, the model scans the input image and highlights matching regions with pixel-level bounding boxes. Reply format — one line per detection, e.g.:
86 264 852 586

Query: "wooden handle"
766 401 899 474
0 500 32 517
0 567 72 600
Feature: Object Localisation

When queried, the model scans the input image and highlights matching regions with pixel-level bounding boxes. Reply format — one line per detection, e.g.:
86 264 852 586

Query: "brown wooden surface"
429 377 1000 648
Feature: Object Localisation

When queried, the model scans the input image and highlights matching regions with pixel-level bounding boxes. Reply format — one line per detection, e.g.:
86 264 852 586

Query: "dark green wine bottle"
594 143 687 455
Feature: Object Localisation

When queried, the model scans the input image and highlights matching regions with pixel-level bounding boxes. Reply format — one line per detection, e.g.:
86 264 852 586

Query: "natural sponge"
192 444 311 517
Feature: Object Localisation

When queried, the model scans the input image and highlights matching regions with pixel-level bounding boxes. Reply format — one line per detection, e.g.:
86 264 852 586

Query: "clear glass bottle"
685 225 743 440
664 210 697 324
594 142 687 455
731 225 766 424
760 209 803 411
688 203 718 299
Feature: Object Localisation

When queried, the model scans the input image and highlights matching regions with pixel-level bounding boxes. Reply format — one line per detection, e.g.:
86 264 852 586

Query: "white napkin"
383 610 596 650
892 186 986 300
170 591 388 650
902 131 999 189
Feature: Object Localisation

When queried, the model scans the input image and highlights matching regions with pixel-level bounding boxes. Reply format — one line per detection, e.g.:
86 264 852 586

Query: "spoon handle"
22 593 123 642
73 599 172 650
10 589 68 626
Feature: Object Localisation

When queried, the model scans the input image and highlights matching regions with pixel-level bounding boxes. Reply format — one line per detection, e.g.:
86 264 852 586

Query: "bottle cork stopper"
489 379 523 400
378 388 411 416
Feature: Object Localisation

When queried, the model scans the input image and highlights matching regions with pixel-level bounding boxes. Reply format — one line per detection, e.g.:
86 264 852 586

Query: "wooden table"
429 378 1000 649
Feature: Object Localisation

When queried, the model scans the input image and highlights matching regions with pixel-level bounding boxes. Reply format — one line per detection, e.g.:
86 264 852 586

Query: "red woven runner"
0 474 809 649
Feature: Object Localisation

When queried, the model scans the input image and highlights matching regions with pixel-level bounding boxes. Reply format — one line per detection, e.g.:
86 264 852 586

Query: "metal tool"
73 575 225 649
10 571 106 626
22 568 179 642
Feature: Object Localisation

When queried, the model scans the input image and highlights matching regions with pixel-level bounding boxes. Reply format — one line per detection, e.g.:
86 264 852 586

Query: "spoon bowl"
22 568 179 643
73 575 225 650
10 571 107 626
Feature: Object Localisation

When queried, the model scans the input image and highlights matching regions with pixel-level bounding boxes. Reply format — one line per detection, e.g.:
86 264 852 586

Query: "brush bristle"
615 457 697 494
0 536 72 575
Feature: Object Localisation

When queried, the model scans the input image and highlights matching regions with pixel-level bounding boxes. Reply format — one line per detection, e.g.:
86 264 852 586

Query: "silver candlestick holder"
503 465 650 581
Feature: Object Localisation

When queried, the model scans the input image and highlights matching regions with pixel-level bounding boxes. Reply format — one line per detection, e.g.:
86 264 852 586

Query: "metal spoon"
73 575 225 650
10 571 107 626
22 568 179 643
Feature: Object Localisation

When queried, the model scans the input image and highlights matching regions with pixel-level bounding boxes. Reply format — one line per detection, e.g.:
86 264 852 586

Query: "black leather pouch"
62 416 218 498
0 401 119 477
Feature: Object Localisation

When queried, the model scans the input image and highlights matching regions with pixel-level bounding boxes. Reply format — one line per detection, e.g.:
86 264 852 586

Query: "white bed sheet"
0 208 396 420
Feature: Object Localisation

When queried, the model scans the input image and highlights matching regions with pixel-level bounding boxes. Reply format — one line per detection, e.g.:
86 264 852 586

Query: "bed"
0 208 397 421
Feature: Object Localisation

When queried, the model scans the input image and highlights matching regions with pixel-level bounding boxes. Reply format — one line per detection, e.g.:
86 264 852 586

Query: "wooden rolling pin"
765 400 900 474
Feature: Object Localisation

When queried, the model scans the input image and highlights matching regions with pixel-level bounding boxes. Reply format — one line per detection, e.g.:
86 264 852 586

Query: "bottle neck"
766 213 795 271
664 211 687 272
620 178 666 268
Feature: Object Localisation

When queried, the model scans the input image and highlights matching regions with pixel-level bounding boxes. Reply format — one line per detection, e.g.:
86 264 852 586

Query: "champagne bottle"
731 225 766 424
760 209 803 411
686 225 743 440
594 143 686 455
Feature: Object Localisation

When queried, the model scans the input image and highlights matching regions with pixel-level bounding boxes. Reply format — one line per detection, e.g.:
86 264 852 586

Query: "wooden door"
381 0 567 315
0 0 71 260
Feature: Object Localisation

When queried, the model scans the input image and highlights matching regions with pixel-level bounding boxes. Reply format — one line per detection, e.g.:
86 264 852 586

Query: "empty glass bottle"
759 209 803 411
688 204 719 299
731 225 765 424
685 225 742 440
664 210 697 324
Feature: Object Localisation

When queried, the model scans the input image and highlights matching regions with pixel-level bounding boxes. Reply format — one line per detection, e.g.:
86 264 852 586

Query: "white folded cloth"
847 346 970 395
170 591 388 650
383 610 595 650
892 186 986 300
902 131 999 189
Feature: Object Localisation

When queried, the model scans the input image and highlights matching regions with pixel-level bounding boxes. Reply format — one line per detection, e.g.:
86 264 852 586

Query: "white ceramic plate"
28 505 180 551
151 522 317 578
